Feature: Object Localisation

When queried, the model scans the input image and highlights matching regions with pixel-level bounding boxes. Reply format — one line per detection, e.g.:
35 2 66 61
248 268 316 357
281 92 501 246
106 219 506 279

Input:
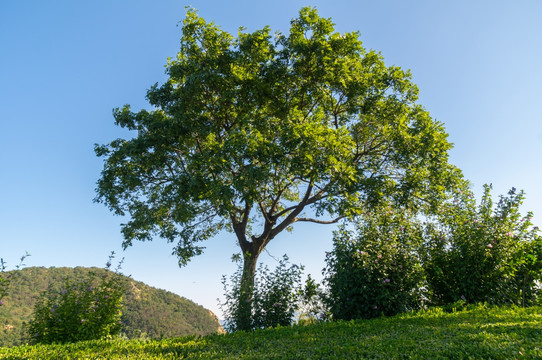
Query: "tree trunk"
232 209 278 331
236 249 260 331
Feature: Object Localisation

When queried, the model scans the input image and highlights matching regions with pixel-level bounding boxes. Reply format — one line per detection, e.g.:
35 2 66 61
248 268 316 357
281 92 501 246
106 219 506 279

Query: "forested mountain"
0 267 223 347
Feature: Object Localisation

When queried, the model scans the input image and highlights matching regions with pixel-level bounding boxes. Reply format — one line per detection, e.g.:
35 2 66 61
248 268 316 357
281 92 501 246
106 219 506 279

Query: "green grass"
2 305 541 359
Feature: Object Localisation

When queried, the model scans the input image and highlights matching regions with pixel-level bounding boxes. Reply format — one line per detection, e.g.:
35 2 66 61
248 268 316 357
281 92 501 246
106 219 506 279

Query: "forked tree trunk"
233 208 286 330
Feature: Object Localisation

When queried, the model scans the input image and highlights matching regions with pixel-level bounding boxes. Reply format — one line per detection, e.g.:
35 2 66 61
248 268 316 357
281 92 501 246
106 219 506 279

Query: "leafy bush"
26 255 126 344
296 274 327 325
1 259 10 305
220 255 303 331
324 207 426 320
0 253 30 306
0 266 222 347
423 185 542 306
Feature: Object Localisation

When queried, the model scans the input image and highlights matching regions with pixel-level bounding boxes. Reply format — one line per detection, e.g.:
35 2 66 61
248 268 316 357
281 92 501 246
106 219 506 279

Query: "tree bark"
237 247 260 331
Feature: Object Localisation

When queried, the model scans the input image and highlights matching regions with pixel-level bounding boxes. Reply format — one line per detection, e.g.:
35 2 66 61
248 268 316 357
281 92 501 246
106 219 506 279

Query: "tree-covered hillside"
0 267 223 347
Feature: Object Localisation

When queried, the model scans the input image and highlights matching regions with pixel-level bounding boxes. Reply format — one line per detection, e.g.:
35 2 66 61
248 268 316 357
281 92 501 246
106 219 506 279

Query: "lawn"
2 305 541 359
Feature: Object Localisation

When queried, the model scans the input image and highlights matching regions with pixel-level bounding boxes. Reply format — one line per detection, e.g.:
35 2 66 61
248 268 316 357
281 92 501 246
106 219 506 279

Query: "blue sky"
1 1 541 318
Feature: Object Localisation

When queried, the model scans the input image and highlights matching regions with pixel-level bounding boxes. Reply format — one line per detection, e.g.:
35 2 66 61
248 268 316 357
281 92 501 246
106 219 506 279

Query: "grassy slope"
1 305 541 359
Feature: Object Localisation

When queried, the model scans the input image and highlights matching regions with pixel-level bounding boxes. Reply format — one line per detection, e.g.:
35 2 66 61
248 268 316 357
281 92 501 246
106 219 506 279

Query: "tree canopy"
95 7 462 330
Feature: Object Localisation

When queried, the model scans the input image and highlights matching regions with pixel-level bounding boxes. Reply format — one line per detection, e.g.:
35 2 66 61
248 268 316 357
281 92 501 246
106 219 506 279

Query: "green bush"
26 255 126 344
423 185 542 306
324 207 426 320
220 255 303 331
0 253 29 306
0 259 9 305
296 274 327 324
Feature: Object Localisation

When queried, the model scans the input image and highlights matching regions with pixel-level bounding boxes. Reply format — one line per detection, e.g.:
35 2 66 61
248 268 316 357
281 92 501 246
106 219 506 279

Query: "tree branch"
241 199 251 232
294 215 345 225
230 199 251 250
269 182 314 238
271 177 337 221
171 147 189 175
272 203 299 220
259 201 272 225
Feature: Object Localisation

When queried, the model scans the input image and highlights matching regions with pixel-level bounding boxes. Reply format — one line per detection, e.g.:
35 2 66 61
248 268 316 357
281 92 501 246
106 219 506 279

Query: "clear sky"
1 0 541 319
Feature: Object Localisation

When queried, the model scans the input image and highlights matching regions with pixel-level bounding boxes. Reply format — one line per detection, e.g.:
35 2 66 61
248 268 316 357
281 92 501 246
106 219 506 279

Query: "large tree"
95 7 462 330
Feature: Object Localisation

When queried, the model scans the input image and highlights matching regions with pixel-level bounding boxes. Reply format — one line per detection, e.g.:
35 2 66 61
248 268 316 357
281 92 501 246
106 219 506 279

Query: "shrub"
0 259 10 306
297 274 328 324
423 185 542 306
324 207 426 320
0 253 30 306
26 254 126 344
220 255 303 331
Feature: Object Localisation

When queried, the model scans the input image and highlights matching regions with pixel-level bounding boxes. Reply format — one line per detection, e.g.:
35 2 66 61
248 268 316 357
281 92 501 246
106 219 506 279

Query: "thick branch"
272 177 337 220
294 215 345 224
231 200 252 250
272 203 299 221
240 199 251 232
269 183 314 238
269 187 286 217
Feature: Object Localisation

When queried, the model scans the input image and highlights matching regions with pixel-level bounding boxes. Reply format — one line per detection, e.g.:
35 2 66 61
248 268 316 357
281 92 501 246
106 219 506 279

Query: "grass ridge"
1 305 541 359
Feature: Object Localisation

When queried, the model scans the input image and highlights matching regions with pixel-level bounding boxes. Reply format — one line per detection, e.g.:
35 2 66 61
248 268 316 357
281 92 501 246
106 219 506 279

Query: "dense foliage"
26 258 125 344
324 207 426 320
423 185 542 306
95 6 461 330
0 267 222 347
2 305 541 359
323 185 542 321
220 255 303 331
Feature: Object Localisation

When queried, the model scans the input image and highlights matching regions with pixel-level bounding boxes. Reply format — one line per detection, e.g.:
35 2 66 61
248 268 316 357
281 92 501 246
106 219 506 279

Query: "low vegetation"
1 305 541 359
219 255 304 332
26 260 125 345
0 267 222 347
215 185 542 331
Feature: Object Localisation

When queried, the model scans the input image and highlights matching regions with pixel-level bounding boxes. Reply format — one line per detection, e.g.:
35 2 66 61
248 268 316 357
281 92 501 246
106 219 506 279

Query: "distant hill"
0 267 223 347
